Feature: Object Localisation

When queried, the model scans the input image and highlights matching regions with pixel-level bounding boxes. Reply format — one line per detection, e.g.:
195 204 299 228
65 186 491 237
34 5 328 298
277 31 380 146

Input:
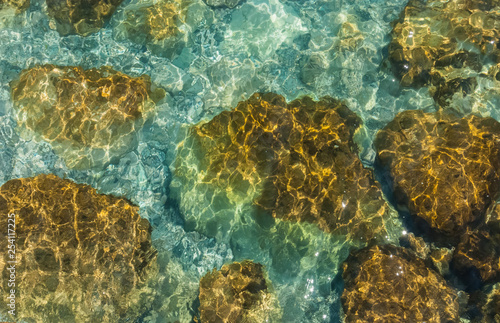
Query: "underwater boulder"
341 245 460 322
46 0 124 36
375 110 500 237
197 260 281 322
174 92 398 243
113 0 213 59
0 174 157 322
10 64 164 169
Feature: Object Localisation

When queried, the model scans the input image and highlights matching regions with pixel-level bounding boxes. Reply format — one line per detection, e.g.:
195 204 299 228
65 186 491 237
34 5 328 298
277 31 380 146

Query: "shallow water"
0 0 499 321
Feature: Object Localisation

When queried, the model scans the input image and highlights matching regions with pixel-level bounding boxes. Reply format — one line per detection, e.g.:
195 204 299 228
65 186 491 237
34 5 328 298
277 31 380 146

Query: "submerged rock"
453 229 500 283
114 0 213 59
175 92 397 243
341 245 460 322
375 110 500 237
0 174 157 322
46 0 124 36
197 260 281 322
10 64 164 169
388 0 500 106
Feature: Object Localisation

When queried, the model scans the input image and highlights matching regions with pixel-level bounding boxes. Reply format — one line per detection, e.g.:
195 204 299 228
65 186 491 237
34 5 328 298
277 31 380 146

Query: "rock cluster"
388 0 500 106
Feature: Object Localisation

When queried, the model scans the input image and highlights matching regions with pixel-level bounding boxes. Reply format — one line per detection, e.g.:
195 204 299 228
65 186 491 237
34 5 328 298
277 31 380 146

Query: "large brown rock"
375 110 500 236
46 0 124 36
10 64 164 169
197 260 280 323
0 174 157 322
341 245 460 322
176 92 397 242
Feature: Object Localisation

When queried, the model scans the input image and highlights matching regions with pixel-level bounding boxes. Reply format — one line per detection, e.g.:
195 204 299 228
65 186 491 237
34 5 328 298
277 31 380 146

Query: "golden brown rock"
342 245 460 323
375 110 500 236
177 92 395 242
197 260 280 323
0 174 157 322
46 0 124 36
10 64 164 169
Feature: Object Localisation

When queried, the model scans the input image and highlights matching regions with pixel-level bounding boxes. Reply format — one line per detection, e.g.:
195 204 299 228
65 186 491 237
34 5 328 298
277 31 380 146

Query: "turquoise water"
1 0 496 321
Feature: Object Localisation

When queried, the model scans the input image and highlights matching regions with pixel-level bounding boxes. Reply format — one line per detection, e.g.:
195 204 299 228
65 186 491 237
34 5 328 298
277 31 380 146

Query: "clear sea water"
0 0 493 321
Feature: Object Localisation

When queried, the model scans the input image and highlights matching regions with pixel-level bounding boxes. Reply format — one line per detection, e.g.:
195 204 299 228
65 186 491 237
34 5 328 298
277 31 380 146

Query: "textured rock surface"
176 92 397 242
481 283 500 323
0 174 157 322
388 0 500 106
46 0 124 36
10 64 164 169
197 260 281 322
375 110 500 236
453 229 500 283
342 245 460 322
